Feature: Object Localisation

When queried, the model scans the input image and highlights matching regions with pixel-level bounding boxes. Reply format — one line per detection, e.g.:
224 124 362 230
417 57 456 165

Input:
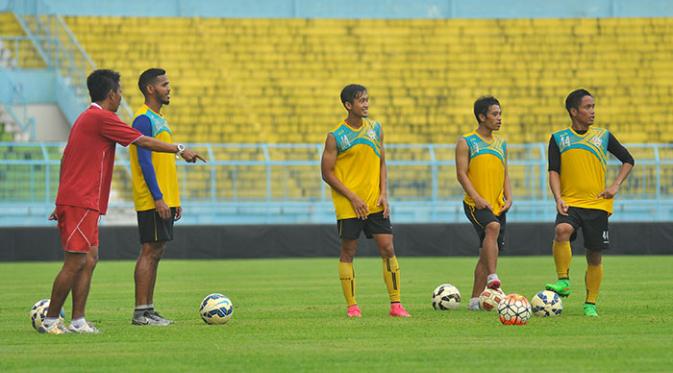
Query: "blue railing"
1 142 672 226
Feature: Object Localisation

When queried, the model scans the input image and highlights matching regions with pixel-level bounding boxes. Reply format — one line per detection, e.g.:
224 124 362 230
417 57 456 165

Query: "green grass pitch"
1 256 672 372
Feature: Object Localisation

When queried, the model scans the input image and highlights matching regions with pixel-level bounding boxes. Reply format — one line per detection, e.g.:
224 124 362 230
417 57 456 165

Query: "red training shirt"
55 104 143 214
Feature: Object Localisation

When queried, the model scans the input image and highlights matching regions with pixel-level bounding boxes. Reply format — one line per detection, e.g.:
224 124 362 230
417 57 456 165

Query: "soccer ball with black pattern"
531 290 563 317
497 293 532 325
479 287 505 311
199 293 234 324
30 299 65 330
432 283 461 310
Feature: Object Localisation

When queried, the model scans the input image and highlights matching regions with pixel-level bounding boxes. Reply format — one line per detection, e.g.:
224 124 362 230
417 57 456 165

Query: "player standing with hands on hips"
544 89 634 317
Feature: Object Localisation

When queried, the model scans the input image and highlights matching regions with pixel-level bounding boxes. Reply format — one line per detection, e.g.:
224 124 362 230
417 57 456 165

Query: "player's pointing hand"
180 149 206 163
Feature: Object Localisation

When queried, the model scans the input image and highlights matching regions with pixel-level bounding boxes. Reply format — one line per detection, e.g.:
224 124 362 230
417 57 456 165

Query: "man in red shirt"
39 69 204 334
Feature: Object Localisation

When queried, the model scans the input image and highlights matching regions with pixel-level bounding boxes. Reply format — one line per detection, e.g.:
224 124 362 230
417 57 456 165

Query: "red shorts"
56 205 100 253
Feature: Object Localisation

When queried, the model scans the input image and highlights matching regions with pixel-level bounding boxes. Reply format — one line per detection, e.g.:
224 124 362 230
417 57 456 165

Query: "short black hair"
87 69 120 102
565 89 592 115
473 96 500 123
138 68 166 96
340 84 367 105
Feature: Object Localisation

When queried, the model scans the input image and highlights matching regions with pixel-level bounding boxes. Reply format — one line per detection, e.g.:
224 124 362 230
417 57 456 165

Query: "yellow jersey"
552 126 612 213
330 118 384 220
462 130 507 215
129 105 180 211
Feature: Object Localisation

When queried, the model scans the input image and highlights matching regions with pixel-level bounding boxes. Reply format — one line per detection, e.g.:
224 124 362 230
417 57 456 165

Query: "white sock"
468 297 480 310
487 273 499 282
71 317 87 328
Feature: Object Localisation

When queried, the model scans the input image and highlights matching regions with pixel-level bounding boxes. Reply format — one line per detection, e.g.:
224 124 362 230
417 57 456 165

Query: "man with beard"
129 68 183 326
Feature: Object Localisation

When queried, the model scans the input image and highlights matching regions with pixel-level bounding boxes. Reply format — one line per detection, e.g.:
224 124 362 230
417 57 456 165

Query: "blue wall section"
3 0 673 18
0 69 55 103
294 0 451 19
0 69 84 124
452 0 613 19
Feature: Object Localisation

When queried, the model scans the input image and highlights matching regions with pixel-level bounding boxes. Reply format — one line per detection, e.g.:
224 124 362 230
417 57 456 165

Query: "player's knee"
586 250 602 265
485 222 500 236
555 224 573 239
379 244 395 258
86 255 98 269
65 254 87 272
142 243 165 261
84 248 98 268
151 245 166 260
339 252 355 262
340 242 357 260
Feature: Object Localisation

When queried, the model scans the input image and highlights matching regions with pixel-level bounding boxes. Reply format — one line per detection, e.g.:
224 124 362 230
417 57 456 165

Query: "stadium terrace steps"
0 13 46 68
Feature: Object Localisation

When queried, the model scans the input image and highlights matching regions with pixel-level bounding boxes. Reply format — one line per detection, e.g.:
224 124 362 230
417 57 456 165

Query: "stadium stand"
60 17 673 146
1 12 672 223
0 12 45 68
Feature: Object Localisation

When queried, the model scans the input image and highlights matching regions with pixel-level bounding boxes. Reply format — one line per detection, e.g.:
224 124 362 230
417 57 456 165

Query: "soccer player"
40 69 204 334
456 96 511 311
320 84 410 318
129 68 181 326
545 89 634 317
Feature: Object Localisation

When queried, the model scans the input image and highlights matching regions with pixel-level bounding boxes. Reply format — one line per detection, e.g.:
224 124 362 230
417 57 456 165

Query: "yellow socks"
552 240 572 279
340 257 402 306
338 261 357 306
382 256 401 303
585 263 603 304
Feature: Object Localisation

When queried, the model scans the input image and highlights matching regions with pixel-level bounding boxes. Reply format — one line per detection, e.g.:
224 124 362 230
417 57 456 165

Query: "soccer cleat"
37 320 69 335
389 303 411 318
486 275 501 290
132 310 171 326
346 305 362 318
149 310 174 324
583 303 599 317
68 321 100 334
545 279 572 297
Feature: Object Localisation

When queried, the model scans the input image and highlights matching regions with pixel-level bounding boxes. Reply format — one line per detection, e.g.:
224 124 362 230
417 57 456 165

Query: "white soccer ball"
497 293 532 325
479 287 505 312
29 299 65 330
432 283 461 310
530 290 563 317
199 293 234 324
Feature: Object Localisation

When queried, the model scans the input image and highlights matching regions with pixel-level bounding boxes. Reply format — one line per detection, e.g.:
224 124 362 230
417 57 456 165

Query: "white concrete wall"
20 104 69 141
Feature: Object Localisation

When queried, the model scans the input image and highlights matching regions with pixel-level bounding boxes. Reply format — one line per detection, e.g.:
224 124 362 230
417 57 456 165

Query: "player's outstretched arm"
321 134 368 219
134 136 206 163
455 137 491 211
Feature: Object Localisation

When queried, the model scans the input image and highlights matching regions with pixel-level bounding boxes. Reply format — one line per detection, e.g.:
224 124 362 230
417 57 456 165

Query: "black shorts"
556 207 609 250
137 208 177 244
337 212 393 240
463 202 506 251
